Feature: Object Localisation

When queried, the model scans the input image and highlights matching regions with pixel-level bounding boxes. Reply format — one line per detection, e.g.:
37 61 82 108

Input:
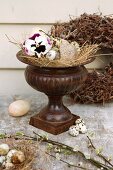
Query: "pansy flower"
23 39 36 56
23 32 52 57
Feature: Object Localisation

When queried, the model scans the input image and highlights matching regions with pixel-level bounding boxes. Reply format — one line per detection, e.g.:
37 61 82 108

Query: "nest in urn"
16 28 98 67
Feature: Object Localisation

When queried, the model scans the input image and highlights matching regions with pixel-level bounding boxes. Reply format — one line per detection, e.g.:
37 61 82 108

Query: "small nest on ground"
0 138 37 170
70 68 113 104
51 13 113 52
17 44 98 67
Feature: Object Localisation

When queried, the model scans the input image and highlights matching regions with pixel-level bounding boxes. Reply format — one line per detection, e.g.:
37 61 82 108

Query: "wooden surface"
0 94 113 169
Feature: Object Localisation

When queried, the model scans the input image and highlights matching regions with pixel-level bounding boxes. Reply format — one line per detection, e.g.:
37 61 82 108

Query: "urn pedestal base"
30 95 80 134
30 114 80 135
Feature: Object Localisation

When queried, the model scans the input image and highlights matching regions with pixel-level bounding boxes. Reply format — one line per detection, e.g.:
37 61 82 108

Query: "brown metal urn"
24 65 88 135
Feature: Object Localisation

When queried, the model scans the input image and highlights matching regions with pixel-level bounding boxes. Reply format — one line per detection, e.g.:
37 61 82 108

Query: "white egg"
68 125 79 137
78 123 87 134
8 100 30 117
0 156 6 165
0 144 9 155
46 50 59 60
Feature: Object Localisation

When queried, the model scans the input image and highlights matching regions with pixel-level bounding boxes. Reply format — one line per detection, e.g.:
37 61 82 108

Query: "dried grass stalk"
17 44 98 68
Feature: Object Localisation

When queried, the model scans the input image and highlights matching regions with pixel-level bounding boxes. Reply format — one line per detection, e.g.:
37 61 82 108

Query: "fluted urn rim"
17 50 95 69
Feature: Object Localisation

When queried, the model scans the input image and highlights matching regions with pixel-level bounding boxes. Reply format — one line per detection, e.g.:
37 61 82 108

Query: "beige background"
0 0 113 94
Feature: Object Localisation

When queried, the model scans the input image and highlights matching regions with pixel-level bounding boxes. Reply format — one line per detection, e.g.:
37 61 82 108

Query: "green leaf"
0 133 6 139
73 145 79 152
46 144 53 151
108 156 112 161
87 131 95 138
95 147 103 155
15 132 24 136
42 134 48 140
69 162 74 166
62 145 67 149
62 149 72 155
84 153 91 159
55 153 61 160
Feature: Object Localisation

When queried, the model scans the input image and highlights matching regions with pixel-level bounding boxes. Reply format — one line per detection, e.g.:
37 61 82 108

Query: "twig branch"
5 34 22 48
46 152 89 170
33 131 112 170
87 136 113 168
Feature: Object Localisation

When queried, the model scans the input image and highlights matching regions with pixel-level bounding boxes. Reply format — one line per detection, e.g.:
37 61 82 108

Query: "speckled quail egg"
75 118 85 125
46 50 60 60
78 123 87 134
0 144 9 156
68 125 79 137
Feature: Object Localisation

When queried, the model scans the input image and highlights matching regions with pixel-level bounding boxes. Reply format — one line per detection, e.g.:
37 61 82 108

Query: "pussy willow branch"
46 152 90 170
33 132 112 170
1 132 112 170
87 136 113 168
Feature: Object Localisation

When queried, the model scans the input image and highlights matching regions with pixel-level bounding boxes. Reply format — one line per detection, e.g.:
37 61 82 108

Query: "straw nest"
0 138 37 170
17 44 98 68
